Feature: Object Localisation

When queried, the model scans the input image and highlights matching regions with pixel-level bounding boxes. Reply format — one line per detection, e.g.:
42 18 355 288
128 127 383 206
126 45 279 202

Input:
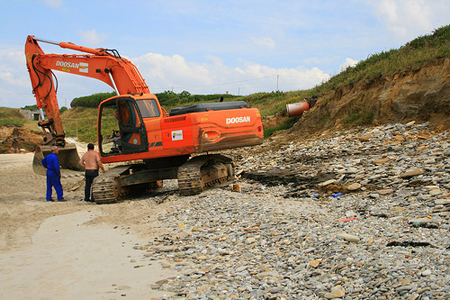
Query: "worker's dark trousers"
85 169 99 201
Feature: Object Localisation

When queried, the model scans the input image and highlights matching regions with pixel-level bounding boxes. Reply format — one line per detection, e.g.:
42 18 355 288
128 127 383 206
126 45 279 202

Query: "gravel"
133 122 450 299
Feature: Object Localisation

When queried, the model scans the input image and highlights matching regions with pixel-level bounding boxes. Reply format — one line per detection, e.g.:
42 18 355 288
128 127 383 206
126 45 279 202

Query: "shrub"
264 117 298 138
343 105 373 127
71 92 117 108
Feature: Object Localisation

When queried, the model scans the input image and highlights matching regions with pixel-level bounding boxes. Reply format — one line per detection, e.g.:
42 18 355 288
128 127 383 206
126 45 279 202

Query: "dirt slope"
290 54 450 136
0 127 43 153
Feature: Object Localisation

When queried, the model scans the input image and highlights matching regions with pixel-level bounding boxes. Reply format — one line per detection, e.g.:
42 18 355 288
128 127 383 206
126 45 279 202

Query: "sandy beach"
0 152 183 299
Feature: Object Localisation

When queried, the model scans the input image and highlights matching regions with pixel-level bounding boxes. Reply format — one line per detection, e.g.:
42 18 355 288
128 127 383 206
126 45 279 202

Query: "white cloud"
0 46 110 108
371 0 434 39
132 52 329 95
0 50 26 84
132 53 212 92
340 58 359 72
77 30 108 48
44 0 62 9
206 55 224 67
0 49 33 107
249 36 277 49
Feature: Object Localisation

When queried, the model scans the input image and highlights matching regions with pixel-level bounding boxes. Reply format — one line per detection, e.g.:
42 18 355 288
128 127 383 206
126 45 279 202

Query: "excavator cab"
98 97 149 157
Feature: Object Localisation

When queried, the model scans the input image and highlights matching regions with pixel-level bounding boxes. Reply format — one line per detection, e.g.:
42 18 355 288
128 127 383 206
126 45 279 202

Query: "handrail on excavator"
31 36 118 57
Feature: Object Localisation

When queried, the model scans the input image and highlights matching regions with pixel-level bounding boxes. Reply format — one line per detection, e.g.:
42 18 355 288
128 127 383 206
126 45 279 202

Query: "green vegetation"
240 91 313 117
70 90 239 110
61 107 98 142
71 92 117 108
21 104 68 115
0 107 26 127
59 106 68 114
263 117 298 138
0 106 70 132
315 25 450 94
157 90 239 108
22 104 38 110
0 118 25 127
343 105 374 127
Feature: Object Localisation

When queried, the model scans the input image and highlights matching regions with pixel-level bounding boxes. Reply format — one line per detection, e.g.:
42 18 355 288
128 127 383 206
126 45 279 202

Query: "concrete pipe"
286 101 310 117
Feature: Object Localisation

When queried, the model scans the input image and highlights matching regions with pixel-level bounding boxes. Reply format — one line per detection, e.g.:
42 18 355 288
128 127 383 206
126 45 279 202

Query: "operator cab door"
98 97 148 156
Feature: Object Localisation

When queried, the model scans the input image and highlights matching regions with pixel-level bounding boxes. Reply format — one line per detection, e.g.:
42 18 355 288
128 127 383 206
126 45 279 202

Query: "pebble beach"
133 122 450 299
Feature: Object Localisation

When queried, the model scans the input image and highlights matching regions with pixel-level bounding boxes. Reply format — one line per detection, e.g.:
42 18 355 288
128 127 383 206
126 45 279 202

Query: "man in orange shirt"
79 143 105 202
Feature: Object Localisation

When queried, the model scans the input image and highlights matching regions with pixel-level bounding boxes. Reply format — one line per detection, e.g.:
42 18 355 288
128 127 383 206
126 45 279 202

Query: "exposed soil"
0 126 42 153
290 54 450 137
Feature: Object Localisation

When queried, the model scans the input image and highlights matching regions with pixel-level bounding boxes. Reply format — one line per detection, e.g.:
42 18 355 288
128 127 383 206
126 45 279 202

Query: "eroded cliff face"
291 54 450 136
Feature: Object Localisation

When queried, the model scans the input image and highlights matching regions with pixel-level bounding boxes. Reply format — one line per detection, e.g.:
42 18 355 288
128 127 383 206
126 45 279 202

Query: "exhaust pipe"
33 143 83 175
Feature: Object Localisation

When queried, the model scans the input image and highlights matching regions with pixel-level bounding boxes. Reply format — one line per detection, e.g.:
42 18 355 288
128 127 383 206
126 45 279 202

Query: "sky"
0 0 449 108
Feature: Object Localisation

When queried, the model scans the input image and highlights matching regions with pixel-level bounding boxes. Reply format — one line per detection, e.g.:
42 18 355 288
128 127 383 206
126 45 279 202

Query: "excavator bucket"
33 144 83 175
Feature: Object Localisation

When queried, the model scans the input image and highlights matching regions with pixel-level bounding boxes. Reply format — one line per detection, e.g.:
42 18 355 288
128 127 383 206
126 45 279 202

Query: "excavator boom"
25 35 152 173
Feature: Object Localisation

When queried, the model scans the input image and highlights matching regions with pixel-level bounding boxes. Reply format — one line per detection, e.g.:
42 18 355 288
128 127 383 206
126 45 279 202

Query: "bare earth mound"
0 126 43 153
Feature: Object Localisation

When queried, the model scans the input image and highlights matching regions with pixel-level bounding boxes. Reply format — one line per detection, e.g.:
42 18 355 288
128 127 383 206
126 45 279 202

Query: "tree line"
69 91 239 108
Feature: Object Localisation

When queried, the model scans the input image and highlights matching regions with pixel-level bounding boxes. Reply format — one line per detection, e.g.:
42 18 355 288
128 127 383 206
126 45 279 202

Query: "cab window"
136 99 160 118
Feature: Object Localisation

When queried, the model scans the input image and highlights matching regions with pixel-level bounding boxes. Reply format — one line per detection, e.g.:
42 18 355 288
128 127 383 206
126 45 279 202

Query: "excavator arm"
25 35 151 173
26 36 150 98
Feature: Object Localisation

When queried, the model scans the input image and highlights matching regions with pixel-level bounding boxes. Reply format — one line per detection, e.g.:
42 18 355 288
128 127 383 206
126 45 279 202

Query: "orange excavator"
25 35 263 203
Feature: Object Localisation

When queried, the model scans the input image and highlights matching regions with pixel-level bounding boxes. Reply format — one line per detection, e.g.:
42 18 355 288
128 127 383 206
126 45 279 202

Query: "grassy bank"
0 107 26 127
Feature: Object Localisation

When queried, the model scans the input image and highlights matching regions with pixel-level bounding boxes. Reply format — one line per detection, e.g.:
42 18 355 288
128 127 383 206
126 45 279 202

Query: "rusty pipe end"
286 102 310 118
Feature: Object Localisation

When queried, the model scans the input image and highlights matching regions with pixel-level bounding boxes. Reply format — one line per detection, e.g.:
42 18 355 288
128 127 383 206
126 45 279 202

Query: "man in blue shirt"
42 146 64 201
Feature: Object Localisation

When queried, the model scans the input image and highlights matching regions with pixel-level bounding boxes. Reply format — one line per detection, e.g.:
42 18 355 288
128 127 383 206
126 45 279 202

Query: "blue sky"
0 0 449 108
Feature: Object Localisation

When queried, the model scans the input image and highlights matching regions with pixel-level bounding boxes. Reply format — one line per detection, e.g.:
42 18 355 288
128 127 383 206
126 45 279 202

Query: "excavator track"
178 154 235 196
91 155 235 203
92 166 130 204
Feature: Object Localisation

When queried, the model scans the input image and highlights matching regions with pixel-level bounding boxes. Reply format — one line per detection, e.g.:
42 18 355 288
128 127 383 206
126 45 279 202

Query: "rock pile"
134 122 449 299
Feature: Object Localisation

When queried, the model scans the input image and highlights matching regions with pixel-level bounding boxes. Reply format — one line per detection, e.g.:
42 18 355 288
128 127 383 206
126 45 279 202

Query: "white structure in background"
19 109 42 121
